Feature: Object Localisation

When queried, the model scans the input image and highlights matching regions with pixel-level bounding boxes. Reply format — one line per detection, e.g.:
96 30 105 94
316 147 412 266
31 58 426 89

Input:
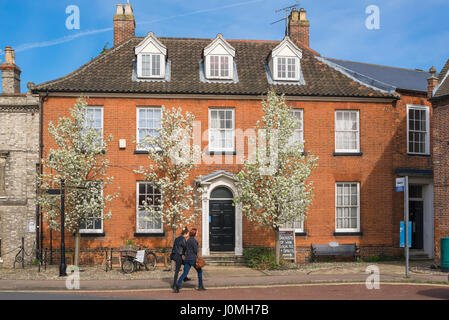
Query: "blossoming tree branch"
234 90 318 264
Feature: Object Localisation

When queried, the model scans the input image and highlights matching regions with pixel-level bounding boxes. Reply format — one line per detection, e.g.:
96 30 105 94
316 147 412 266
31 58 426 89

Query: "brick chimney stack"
113 3 135 46
288 8 310 48
0 46 21 94
427 66 438 99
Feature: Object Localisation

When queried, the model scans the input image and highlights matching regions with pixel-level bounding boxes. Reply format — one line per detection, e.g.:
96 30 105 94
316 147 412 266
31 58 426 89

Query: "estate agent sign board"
279 229 296 261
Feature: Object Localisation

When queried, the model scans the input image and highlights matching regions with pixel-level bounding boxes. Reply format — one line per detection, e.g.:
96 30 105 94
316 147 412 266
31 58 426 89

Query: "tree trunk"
172 226 177 247
275 228 280 265
74 230 81 266
168 226 177 271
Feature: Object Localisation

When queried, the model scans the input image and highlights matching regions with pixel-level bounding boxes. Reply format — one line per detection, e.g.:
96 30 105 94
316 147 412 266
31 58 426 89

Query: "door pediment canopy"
196 170 236 186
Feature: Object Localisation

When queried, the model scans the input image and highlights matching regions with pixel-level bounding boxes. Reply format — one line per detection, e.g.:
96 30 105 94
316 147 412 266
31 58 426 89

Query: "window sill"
273 77 300 82
134 150 149 154
80 232 105 237
136 74 165 80
134 149 163 155
407 153 431 157
206 76 234 81
333 232 363 237
134 232 165 237
207 150 237 156
333 152 363 157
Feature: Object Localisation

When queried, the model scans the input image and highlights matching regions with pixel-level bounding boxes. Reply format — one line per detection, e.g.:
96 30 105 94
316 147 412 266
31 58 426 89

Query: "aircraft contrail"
14 27 113 53
3 0 265 55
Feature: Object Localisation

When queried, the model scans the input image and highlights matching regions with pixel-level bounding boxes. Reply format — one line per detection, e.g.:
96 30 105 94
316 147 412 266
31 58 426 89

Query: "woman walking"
170 227 190 289
173 228 206 293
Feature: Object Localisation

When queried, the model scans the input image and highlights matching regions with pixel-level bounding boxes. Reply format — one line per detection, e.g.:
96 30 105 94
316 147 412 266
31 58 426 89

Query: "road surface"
1 283 448 300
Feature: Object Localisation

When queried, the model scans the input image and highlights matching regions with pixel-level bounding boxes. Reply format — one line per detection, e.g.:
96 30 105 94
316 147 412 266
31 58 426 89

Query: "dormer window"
142 54 162 77
269 36 304 83
209 55 230 78
204 34 235 80
277 57 298 80
135 32 167 79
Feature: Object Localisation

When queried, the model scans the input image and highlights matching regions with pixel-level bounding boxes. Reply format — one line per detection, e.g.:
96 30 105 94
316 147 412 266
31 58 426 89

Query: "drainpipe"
36 90 48 264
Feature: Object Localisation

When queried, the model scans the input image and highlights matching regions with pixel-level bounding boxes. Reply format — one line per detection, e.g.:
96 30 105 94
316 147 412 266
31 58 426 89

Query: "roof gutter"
32 90 398 103
428 93 449 103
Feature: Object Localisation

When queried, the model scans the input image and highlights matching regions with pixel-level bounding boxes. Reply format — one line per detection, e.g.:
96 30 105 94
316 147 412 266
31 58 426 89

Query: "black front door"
210 200 235 252
409 201 424 249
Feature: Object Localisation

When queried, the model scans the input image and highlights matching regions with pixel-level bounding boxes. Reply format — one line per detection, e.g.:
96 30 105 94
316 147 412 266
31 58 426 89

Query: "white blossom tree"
135 107 201 246
37 98 118 266
234 90 318 264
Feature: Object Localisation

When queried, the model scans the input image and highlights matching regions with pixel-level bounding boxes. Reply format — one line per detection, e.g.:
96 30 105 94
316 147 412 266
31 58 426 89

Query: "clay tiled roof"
34 37 394 98
434 59 449 98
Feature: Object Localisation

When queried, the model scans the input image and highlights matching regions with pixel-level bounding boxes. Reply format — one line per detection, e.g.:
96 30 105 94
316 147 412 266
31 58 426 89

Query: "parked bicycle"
119 247 157 274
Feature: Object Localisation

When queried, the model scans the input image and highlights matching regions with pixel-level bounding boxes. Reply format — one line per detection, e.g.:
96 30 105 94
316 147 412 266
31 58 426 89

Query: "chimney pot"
116 4 124 15
429 66 437 77
1 46 21 94
299 8 307 21
4 46 15 65
427 66 439 99
124 3 133 15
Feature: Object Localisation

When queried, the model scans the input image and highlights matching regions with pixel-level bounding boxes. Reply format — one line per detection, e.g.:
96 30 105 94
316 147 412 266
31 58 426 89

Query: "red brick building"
429 59 449 260
33 4 437 262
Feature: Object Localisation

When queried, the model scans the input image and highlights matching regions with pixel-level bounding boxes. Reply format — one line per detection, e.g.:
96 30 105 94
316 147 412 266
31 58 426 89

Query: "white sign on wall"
27 221 36 233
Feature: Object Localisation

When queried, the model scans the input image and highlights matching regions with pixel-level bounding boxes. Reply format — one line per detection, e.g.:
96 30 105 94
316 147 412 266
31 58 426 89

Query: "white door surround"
196 170 243 257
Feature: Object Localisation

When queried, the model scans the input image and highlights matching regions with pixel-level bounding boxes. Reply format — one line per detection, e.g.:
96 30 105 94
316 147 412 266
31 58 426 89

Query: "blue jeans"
176 259 203 288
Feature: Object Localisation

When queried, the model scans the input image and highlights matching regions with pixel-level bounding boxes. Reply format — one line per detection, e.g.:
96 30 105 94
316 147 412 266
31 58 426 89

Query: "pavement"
0 264 448 292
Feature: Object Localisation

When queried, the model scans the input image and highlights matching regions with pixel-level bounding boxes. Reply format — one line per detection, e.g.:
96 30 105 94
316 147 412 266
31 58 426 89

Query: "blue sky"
1 0 448 93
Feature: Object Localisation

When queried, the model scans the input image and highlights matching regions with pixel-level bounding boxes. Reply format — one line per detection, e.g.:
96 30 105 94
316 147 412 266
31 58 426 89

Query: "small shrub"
243 248 285 270
124 239 135 246
32 258 39 265
364 255 380 262
160 247 168 253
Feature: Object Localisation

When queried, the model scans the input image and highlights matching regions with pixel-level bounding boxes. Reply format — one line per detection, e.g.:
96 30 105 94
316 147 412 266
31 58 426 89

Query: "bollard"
21 237 25 269
105 249 108 272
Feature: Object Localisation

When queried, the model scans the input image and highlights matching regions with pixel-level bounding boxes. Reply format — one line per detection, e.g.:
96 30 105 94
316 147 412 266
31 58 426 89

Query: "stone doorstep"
203 253 246 266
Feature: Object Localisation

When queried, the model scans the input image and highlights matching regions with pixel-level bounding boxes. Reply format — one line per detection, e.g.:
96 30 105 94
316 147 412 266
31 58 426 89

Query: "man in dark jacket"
170 227 190 288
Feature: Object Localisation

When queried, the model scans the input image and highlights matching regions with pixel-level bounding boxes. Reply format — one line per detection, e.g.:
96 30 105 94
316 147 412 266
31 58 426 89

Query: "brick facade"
431 96 449 260
34 4 436 264
39 93 432 261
